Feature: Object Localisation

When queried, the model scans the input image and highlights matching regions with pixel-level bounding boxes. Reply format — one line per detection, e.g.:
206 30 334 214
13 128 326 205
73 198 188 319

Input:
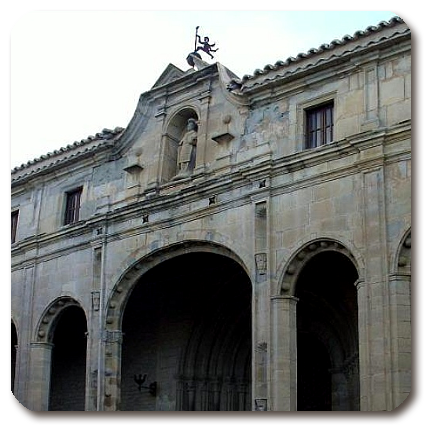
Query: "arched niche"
161 108 199 182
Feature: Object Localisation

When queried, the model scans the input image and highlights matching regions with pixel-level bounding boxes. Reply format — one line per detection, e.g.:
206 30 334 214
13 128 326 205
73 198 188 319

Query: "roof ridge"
239 16 405 85
11 127 124 174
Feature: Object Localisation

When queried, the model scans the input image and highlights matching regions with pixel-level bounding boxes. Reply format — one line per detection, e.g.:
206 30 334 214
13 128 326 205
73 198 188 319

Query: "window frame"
305 101 334 149
63 187 83 226
11 210 19 244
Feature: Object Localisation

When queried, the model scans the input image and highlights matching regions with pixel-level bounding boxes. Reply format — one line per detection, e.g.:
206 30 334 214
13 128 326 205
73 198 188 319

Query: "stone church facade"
11 17 411 411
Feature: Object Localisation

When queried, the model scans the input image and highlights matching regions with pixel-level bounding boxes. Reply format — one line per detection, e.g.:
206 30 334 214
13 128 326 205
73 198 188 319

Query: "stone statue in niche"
175 118 198 179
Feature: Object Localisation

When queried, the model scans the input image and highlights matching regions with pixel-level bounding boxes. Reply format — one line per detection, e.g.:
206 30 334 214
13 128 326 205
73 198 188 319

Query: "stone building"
11 17 411 411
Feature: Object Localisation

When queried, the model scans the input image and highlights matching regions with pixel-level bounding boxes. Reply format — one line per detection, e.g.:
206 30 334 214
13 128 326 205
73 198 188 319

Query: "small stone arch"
106 240 250 331
279 238 361 296
395 229 411 274
161 107 199 182
35 296 85 344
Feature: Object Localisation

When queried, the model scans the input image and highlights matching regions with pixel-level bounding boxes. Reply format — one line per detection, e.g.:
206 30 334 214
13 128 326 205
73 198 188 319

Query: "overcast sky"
9 9 402 168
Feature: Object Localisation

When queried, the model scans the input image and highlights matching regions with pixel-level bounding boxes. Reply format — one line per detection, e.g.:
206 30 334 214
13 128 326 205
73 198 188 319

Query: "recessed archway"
118 249 252 411
294 249 360 411
41 302 88 411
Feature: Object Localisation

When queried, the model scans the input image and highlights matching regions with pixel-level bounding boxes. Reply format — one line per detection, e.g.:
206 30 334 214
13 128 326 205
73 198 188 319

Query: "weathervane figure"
194 26 218 59
187 26 218 67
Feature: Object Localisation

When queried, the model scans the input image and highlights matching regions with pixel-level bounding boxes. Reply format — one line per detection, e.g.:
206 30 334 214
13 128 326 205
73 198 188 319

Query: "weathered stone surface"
11 18 411 412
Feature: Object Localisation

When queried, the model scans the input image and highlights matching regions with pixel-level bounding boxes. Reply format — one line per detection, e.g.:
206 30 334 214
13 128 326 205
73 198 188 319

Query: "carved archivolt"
280 239 359 296
35 297 82 343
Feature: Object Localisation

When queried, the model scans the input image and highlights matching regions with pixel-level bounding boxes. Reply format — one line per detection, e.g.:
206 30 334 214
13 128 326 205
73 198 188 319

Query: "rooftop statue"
187 26 218 67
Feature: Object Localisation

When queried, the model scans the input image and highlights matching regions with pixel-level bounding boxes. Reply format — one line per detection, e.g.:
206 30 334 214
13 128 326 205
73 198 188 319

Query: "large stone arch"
103 240 252 411
106 240 250 331
279 238 362 297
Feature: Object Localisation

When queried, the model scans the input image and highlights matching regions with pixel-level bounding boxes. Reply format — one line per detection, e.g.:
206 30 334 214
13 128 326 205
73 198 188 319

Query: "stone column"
388 273 411 408
356 278 370 411
360 168 392 411
28 342 54 411
270 295 298 411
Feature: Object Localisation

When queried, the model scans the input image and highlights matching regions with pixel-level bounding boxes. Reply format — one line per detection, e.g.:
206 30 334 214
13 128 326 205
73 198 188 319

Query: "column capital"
30 341 54 350
354 279 366 290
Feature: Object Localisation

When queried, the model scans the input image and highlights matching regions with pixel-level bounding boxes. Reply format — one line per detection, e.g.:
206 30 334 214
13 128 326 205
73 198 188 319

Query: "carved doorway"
120 251 252 411
295 250 360 411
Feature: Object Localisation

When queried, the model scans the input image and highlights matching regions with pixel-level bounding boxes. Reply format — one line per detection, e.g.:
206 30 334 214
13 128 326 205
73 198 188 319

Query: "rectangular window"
11 210 19 244
64 187 82 225
306 102 334 149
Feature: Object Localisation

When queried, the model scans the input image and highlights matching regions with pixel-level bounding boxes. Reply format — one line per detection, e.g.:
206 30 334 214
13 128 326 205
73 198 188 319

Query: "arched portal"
119 250 252 411
48 305 88 411
11 321 17 393
295 250 359 411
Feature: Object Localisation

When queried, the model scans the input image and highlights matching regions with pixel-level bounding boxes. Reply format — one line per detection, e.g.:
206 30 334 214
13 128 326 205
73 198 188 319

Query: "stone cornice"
11 121 410 265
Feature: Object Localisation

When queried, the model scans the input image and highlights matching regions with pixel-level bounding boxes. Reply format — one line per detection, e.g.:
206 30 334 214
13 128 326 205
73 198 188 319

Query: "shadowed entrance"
296 251 359 411
120 251 252 411
49 306 87 411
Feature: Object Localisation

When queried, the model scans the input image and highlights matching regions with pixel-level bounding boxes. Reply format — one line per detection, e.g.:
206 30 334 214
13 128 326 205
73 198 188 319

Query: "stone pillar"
194 91 211 174
360 168 392 411
356 278 370 411
28 342 54 411
389 273 411 408
252 201 270 409
86 308 99 412
270 295 297 411
103 330 124 411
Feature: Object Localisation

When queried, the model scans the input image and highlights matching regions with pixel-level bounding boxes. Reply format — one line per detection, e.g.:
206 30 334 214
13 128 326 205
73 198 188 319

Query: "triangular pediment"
152 64 186 89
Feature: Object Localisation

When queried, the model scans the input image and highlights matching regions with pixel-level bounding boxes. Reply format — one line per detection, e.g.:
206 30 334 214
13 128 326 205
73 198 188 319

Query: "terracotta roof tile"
237 16 407 90
11 127 124 181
